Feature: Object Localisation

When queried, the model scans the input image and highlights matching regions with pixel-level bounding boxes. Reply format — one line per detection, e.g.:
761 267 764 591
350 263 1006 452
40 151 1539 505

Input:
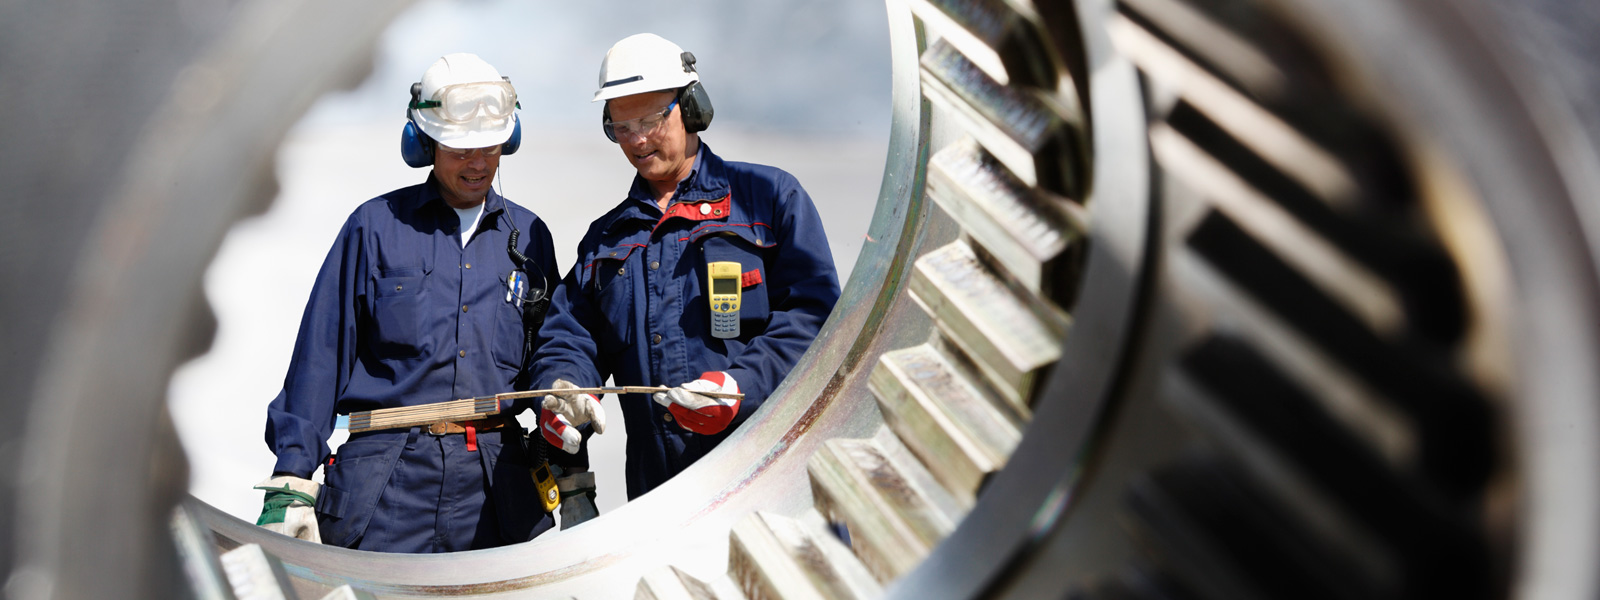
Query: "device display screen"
713 277 738 295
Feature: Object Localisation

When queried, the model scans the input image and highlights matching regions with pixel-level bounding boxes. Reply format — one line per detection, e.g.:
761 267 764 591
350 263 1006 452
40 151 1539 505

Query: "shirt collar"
604 142 729 233
625 143 702 204
623 141 732 206
423 172 509 231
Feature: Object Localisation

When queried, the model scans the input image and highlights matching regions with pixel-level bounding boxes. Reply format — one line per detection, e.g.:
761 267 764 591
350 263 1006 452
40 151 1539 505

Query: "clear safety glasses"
436 145 502 160
603 97 678 142
411 81 519 123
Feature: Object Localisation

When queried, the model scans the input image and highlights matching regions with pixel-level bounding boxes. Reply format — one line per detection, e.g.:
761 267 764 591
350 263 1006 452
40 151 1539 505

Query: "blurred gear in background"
1 0 1598 598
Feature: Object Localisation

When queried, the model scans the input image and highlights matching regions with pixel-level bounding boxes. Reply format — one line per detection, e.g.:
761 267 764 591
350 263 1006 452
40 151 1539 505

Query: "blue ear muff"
402 115 520 167
400 119 434 168
502 114 522 156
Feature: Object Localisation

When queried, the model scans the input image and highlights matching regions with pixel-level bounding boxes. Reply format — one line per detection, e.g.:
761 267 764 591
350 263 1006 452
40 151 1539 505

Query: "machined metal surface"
4 0 1600 598
727 511 881 600
869 345 1021 497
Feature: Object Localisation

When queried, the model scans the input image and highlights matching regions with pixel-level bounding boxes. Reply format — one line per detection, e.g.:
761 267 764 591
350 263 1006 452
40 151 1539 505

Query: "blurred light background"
167 0 890 523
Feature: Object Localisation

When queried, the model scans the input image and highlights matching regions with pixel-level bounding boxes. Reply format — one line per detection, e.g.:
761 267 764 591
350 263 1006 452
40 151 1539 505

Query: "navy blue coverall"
532 143 841 500
264 176 559 553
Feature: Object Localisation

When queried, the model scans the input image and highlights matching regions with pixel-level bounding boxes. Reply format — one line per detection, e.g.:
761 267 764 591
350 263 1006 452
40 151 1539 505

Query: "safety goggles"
603 97 678 142
411 81 519 124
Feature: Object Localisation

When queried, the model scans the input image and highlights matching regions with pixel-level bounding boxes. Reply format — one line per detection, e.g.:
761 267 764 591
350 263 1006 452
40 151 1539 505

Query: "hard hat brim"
592 71 697 103
415 114 516 150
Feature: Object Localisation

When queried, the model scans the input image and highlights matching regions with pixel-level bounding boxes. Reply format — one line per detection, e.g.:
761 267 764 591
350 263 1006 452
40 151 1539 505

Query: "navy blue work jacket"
264 177 557 479
533 142 840 500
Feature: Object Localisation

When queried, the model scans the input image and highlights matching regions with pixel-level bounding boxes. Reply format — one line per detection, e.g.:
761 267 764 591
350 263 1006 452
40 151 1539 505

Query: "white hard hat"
593 33 699 102
411 53 518 149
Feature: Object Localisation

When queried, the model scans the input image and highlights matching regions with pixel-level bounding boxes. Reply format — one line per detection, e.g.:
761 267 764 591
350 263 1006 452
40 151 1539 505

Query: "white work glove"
652 371 741 435
253 475 321 543
557 471 598 530
540 379 606 454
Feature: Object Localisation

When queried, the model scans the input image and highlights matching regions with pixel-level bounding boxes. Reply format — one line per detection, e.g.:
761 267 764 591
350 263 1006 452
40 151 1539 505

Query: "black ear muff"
401 81 435 167
601 104 618 143
677 81 714 134
677 52 714 134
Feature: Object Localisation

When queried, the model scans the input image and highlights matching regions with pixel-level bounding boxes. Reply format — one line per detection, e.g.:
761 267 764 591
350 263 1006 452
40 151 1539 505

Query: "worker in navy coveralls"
532 34 841 505
255 54 562 553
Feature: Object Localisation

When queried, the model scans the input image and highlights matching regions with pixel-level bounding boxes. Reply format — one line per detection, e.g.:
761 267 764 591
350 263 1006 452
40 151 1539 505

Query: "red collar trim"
656 195 731 232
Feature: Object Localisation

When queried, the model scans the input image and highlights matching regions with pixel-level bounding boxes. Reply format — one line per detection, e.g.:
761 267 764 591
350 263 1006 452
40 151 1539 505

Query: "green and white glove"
254 475 321 543
557 471 598 530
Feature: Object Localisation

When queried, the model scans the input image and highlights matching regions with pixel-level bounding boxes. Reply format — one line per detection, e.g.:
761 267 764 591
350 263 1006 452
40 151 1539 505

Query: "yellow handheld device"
533 461 560 512
708 261 742 339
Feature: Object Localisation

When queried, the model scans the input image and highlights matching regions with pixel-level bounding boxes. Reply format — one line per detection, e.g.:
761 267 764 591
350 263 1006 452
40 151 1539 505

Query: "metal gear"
2 0 1598 598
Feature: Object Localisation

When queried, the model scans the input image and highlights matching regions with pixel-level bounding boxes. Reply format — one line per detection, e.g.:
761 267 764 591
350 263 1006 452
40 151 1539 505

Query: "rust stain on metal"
692 371 855 519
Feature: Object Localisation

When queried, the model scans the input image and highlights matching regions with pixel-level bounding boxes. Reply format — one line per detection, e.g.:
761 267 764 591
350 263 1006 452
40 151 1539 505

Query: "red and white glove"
541 379 606 454
652 372 741 435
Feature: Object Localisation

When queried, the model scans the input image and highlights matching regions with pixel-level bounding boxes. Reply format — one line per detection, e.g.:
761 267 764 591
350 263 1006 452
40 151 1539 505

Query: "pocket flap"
585 243 642 271
685 223 774 248
316 484 349 519
374 274 423 298
583 243 642 296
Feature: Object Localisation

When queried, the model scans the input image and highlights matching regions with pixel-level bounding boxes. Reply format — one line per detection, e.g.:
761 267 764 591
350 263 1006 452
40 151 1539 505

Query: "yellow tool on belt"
345 386 745 434
532 461 559 512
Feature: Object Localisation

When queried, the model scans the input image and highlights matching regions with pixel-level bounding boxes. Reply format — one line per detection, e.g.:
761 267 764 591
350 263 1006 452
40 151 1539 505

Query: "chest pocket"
371 266 430 359
584 244 639 349
495 261 555 373
696 230 772 331
493 276 534 372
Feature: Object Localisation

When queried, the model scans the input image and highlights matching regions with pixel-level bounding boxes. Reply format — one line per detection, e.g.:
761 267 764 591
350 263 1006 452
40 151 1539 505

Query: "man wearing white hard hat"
531 34 841 502
257 53 563 552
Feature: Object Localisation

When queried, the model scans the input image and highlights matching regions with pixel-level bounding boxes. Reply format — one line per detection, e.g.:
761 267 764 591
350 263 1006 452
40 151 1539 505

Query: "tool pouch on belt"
315 434 406 548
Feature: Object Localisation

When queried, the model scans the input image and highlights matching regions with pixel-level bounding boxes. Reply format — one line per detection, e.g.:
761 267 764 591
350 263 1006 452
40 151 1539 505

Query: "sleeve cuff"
535 367 591 391
724 367 764 420
271 454 317 480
